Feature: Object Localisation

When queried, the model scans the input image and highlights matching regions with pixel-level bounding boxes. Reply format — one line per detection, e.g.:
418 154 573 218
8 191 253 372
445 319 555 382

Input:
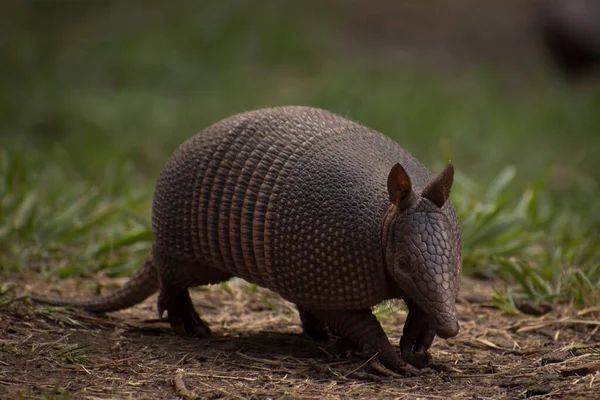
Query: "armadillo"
32 106 463 372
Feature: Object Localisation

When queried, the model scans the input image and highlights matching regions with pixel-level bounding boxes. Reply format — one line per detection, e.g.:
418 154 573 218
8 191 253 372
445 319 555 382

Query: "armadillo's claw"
402 351 431 370
369 356 421 377
400 325 434 369
171 317 211 338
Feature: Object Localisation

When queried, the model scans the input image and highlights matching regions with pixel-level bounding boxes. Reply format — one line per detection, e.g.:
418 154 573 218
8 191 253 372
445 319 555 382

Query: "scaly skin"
33 106 463 373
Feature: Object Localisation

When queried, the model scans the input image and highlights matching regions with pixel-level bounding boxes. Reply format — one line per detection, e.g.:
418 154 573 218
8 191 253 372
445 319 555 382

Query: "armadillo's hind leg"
298 307 330 341
157 283 210 337
154 250 232 337
311 309 416 375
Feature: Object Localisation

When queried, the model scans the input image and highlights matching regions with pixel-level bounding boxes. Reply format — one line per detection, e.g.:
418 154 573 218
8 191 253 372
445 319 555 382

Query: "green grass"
457 166 600 308
0 149 151 278
1 1 599 309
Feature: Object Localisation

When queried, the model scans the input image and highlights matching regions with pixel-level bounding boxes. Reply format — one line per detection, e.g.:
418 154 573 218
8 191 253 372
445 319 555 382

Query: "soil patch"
1 277 599 399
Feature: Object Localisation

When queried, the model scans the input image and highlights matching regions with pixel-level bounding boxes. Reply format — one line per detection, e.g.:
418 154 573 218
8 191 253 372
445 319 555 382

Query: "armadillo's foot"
400 301 435 369
298 307 332 341
157 287 211 338
311 308 415 375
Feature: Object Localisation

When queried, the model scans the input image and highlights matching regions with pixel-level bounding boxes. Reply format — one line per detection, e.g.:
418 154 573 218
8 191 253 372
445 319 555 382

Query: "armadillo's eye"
395 253 411 270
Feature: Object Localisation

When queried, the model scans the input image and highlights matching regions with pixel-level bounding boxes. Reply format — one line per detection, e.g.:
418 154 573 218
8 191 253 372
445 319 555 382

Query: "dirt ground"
0 276 599 399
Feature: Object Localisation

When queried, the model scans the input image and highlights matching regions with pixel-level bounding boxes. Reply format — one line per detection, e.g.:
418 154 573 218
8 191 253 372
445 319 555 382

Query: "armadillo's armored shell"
152 106 460 309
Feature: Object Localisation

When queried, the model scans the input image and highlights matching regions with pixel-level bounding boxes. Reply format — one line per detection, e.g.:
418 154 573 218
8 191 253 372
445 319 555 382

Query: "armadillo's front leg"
400 299 436 369
311 309 412 374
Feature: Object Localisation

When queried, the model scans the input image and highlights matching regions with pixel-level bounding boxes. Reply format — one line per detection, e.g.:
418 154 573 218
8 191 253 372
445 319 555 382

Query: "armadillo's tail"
30 253 160 313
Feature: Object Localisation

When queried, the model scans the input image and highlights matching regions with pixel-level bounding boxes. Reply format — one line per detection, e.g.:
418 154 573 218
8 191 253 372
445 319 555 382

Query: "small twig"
585 325 599 343
317 346 336 358
560 362 600 377
89 356 138 369
306 359 346 379
344 352 378 377
174 369 199 400
476 338 504 350
0 378 34 385
34 333 73 355
560 343 600 351
392 393 448 399
349 371 384 382
517 318 600 333
231 362 297 373
502 373 541 379
235 351 299 367
79 364 91 375
185 372 259 382
0 295 30 307
195 379 246 400
175 353 194 366
577 306 600 316
458 339 533 355
450 373 500 379
507 316 548 332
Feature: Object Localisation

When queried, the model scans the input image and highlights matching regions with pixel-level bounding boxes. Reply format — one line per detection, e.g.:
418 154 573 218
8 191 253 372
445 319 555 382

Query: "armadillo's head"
383 161 462 339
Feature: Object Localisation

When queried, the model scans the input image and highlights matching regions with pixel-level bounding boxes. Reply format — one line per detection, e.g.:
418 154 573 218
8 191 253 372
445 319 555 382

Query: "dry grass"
1 277 599 399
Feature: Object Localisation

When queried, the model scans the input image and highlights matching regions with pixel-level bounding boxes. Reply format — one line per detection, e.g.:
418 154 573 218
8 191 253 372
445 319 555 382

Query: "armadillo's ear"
422 161 454 208
387 163 412 207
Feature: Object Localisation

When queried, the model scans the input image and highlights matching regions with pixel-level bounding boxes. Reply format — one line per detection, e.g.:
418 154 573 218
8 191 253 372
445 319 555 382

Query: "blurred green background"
1 0 599 306
2 0 598 183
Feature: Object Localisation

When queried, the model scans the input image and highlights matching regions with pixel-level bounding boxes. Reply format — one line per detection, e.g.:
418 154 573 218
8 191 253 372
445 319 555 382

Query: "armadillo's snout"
435 318 459 339
429 294 460 339
420 272 460 339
